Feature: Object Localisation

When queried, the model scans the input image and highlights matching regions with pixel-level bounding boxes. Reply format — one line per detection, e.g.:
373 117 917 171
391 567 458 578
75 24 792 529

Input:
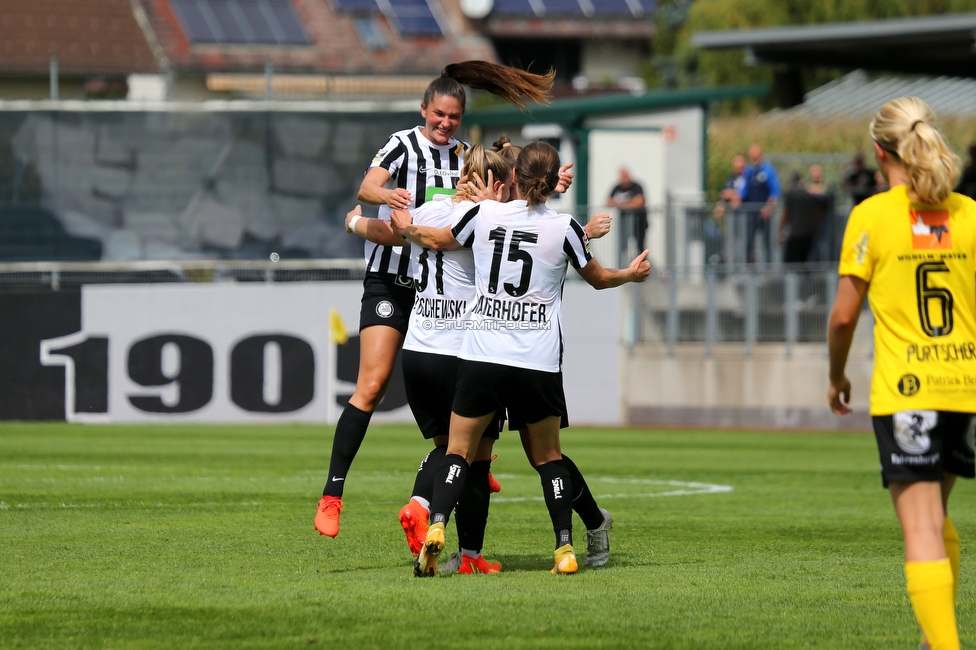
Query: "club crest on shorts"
375 300 394 318
893 411 936 454
966 416 976 452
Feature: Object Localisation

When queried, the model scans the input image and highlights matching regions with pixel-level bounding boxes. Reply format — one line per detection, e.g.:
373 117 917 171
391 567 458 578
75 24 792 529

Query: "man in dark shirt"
778 172 826 264
607 168 647 266
842 151 881 205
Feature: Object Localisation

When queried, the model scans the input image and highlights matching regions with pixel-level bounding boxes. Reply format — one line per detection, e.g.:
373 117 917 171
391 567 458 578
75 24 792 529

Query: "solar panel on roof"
589 0 643 15
491 0 537 14
269 3 311 43
490 0 650 16
385 0 444 35
240 3 278 41
171 0 221 42
392 14 443 35
210 2 249 41
330 0 382 13
540 0 585 16
169 0 311 45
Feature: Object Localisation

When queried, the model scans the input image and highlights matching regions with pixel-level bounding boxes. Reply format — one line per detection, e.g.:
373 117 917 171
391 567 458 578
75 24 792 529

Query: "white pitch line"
492 477 732 503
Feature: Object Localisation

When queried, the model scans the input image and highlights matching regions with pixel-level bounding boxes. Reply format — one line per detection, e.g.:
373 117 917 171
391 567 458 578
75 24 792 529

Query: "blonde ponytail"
869 97 961 205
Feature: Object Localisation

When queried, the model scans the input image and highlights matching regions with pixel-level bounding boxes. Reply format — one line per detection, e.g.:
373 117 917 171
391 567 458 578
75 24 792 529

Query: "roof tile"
0 0 161 75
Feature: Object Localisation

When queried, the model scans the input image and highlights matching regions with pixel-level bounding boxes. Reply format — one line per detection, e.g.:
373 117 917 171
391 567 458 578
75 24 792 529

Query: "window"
354 18 388 50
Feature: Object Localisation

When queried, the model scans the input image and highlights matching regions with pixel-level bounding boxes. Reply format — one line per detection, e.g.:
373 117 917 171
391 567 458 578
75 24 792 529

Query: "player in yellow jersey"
828 97 976 650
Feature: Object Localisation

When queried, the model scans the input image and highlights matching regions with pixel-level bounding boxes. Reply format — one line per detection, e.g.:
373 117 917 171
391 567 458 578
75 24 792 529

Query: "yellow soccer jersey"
839 185 976 415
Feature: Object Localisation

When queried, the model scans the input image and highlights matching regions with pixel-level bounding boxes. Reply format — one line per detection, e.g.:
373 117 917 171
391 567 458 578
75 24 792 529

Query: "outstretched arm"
345 205 404 246
576 250 650 289
389 209 461 251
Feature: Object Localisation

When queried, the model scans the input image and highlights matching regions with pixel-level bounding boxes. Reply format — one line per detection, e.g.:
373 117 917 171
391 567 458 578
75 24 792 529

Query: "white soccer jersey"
402 199 478 356
364 127 466 278
451 199 592 373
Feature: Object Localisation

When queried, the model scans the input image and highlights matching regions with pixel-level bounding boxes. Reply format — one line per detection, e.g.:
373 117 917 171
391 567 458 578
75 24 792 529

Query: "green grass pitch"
1 422 973 649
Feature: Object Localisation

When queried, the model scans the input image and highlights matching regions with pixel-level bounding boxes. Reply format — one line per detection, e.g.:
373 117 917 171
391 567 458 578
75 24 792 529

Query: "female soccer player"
349 147 614 573
488 136 616 568
394 141 650 576
315 61 554 538
347 144 513 573
827 96 976 650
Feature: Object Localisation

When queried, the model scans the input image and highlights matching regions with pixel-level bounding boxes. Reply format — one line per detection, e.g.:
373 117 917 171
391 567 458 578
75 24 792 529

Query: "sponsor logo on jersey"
419 167 461 178
911 209 951 249
898 373 921 396
893 410 936 454
854 231 869 264
375 300 394 318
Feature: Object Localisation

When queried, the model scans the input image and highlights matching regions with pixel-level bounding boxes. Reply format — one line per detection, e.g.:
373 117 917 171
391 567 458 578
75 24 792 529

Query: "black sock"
455 460 490 552
537 459 573 549
411 445 447 502
562 454 603 530
322 403 372 497
429 454 468 527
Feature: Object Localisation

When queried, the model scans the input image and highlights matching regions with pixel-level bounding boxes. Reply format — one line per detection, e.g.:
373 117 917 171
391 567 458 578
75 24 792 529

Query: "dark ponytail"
422 61 554 114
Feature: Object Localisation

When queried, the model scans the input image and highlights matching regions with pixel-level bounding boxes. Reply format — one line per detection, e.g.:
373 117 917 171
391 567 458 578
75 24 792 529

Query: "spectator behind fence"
710 154 746 264
739 144 780 264
956 144 976 200
806 163 825 195
806 163 835 262
842 150 882 206
606 168 647 266
778 171 827 264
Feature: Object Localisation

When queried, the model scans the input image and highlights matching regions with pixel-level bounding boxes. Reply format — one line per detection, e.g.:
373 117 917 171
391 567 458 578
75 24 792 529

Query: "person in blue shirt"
739 144 781 264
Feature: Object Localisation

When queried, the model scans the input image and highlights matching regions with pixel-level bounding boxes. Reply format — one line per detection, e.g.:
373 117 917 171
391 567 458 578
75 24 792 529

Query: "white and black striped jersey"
451 200 592 373
364 126 466 278
402 198 478 356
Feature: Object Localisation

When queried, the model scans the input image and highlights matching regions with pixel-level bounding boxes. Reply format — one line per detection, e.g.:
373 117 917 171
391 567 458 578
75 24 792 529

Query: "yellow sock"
944 516 960 604
905 559 959 650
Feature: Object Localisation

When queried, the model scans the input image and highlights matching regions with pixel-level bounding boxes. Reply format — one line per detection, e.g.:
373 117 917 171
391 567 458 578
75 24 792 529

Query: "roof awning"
691 13 976 78
465 84 769 127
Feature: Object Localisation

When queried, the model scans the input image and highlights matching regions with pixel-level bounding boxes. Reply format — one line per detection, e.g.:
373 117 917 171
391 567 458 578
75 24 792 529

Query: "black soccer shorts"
872 410 975 487
507 372 569 431
402 350 501 440
359 272 415 334
453 359 566 427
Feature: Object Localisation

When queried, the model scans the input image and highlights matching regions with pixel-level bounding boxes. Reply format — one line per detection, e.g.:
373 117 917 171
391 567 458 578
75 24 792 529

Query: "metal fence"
0 257 857 354
626 262 866 355
0 259 365 289
570 196 848 272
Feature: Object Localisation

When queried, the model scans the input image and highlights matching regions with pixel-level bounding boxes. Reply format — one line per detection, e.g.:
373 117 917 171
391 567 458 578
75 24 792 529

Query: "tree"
648 0 976 110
